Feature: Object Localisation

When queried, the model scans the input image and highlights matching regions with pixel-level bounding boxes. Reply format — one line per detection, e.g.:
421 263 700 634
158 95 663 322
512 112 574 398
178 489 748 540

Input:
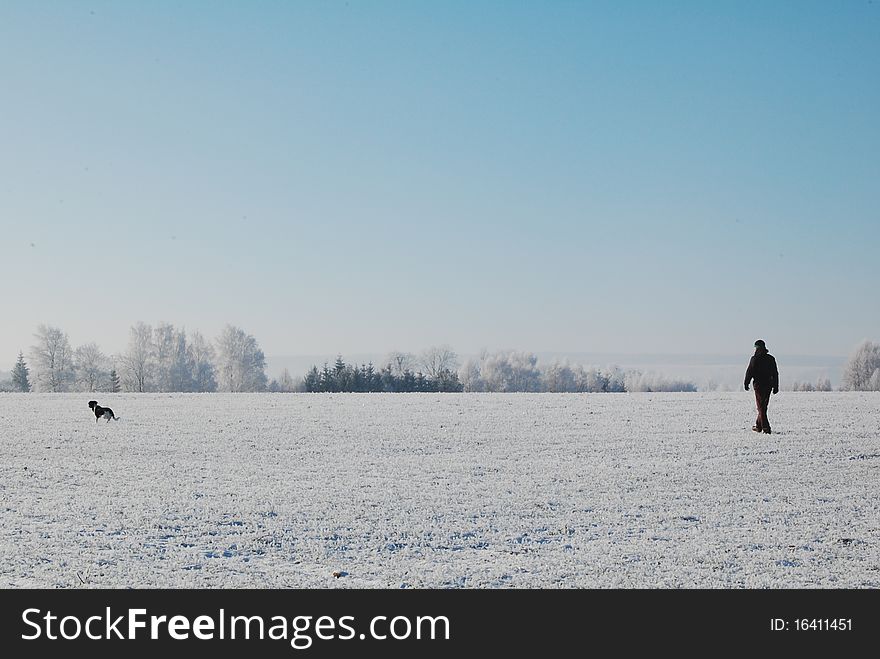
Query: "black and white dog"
88 400 118 423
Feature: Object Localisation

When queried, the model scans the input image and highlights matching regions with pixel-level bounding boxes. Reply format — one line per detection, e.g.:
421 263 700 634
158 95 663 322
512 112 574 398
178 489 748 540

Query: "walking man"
744 339 779 434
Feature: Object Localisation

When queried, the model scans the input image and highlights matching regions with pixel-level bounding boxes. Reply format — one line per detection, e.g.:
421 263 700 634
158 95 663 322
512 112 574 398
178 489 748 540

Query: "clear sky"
1 0 878 362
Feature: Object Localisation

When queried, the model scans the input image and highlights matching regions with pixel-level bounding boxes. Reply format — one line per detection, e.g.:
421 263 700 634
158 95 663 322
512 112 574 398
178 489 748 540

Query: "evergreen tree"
436 368 463 392
351 364 363 392
320 363 333 392
109 368 121 393
11 352 31 392
379 365 396 392
304 366 320 392
333 356 346 390
365 362 377 391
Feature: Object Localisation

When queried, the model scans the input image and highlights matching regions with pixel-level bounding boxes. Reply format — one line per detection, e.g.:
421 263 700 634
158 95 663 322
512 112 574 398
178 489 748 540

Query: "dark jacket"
744 348 779 392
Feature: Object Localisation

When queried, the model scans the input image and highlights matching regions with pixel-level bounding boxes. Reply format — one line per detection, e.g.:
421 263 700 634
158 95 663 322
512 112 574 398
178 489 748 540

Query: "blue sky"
1 1 878 361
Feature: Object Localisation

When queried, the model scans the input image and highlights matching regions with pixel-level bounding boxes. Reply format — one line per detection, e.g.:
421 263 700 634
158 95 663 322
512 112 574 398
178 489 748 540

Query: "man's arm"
744 356 755 390
771 357 779 394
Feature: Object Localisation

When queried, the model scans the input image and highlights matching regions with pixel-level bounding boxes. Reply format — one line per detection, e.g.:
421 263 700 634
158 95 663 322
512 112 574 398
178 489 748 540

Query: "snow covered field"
1 392 878 588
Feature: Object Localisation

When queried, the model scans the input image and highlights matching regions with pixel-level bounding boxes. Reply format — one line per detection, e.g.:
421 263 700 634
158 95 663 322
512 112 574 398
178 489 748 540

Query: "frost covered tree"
459 358 484 392
74 342 109 392
148 323 196 392
149 323 198 392
461 350 542 392
792 377 832 392
458 353 693 393
121 322 154 392
485 351 540 392
604 367 627 392
277 368 297 393
152 322 177 392
215 325 268 392
268 371 296 393
153 327 199 392
169 329 195 392
542 362 577 392
115 323 218 392
480 352 509 393
841 340 880 391
573 366 608 392
11 352 31 392
29 325 74 392
624 371 697 392
188 330 217 392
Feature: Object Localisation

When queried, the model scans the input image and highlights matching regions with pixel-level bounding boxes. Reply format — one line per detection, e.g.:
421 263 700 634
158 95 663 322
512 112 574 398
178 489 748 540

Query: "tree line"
3 323 267 393
790 378 832 392
5 335 879 393
300 353 463 393
297 348 696 393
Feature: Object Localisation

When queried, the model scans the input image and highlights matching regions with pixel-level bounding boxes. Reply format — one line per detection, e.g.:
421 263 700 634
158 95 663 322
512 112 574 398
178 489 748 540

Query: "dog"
88 400 117 423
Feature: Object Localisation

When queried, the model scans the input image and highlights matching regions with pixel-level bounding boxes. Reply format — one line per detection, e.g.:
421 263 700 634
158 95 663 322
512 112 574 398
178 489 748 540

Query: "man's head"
754 339 766 350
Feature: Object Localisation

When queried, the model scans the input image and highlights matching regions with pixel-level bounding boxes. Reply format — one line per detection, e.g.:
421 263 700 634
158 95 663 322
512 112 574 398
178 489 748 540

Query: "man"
744 339 779 434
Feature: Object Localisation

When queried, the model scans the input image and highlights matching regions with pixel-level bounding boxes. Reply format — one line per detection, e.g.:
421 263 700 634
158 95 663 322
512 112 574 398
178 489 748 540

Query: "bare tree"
419 345 458 380
385 351 416 377
29 325 74 392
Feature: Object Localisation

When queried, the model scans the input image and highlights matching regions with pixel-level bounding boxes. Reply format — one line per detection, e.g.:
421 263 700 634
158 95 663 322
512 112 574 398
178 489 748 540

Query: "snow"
1 392 878 588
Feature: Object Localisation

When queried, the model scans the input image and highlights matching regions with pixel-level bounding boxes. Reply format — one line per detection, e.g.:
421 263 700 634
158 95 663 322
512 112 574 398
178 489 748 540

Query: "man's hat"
754 339 766 348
